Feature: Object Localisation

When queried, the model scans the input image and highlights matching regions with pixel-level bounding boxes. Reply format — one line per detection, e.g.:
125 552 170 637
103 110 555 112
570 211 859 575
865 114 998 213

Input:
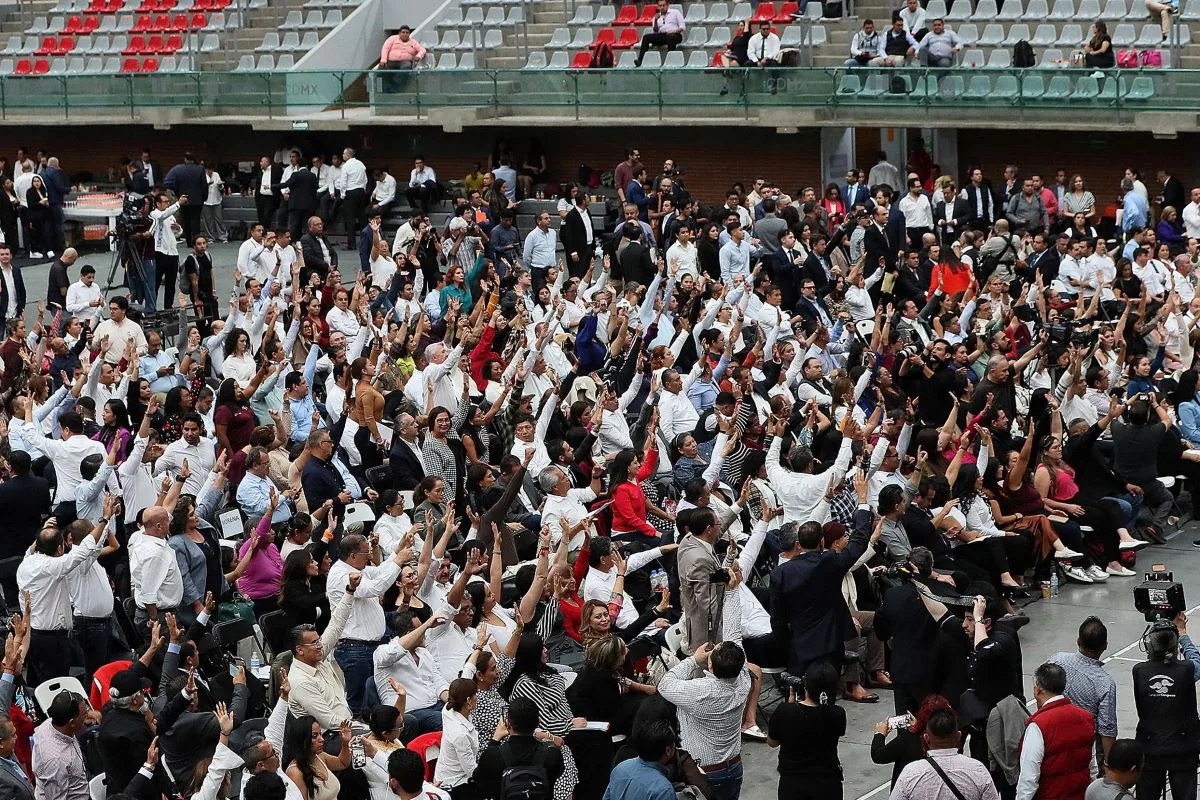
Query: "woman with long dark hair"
697 222 722 283
283 715 351 800
213 372 263 456
280 547 329 631
609 412 666 541
349 352 386 473
92 398 132 461
25 175 49 257
768 659 847 800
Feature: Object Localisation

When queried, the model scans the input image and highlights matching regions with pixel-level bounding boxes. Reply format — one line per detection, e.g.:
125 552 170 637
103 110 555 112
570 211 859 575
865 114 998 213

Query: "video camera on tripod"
114 194 151 238
1134 564 1186 623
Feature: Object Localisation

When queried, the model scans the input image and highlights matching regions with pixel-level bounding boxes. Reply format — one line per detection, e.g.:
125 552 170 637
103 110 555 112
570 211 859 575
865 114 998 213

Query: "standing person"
16 502 110 687
522 211 557 295
276 162 320 243
338 148 368 250
1131 613 1200 800
201 162 227 244
656 641 755 800
150 192 185 311
41 156 69 257
128 506 185 635
676 507 726 656
253 156 282 230
889 706 1000 800
45 247 76 310
1049 617 1118 767
181 235 217 326
24 176 50 259
1016 662 1098 800
767 660 847 800
162 153 207 244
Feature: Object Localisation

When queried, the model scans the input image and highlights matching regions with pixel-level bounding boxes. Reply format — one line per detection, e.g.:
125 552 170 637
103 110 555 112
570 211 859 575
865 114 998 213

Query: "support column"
820 127 856 190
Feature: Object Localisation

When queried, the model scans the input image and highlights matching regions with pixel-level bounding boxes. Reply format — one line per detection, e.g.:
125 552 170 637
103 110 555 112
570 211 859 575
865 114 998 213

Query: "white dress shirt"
154 436 216 496
69 536 115 619
666 240 699 279
65 280 103 325
434 709 479 788
373 640 449 709
326 557 402 641
425 607 476 684
91 317 147 363
583 548 664 629
409 166 437 187
29 428 106 504
338 158 368 193
897 192 934 229
747 31 781 61
372 173 397 205
18 533 102 630
128 531 185 610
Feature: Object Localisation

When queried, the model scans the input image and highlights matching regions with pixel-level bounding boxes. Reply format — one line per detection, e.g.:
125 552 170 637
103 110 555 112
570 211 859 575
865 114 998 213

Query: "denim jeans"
72 617 111 685
129 256 157 312
704 760 744 800
402 702 444 742
1105 494 1143 528
334 640 380 715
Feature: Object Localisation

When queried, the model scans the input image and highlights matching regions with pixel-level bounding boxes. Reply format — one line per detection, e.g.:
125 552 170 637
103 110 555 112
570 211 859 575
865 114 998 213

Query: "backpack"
1013 39 1034 67
976 233 1015 282
589 41 614 68
499 741 551 800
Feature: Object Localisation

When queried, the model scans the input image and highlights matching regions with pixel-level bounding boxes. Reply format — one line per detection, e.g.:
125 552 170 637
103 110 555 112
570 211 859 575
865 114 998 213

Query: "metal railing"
0 65 1193 118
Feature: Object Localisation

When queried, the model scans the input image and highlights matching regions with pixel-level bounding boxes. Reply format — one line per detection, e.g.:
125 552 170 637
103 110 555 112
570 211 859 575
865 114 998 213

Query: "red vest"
1020 696 1095 800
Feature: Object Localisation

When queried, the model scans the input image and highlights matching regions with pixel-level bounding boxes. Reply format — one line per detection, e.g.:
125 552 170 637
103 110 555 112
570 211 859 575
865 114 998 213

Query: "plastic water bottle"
1050 570 1060 598
250 651 262 673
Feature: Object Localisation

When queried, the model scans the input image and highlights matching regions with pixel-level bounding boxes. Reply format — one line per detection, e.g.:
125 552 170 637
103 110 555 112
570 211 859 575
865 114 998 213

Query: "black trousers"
1137 754 1198 800
637 31 682 61
342 188 367 246
778 774 842 800
27 628 85 689
72 616 111 687
287 207 312 243
404 182 437 213
255 192 278 229
893 681 934 715
155 252 178 309
179 204 202 246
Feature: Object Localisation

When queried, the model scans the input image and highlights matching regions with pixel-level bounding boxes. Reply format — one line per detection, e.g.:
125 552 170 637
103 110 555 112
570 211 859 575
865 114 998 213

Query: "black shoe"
1191 538 1200 548
634 58 642 67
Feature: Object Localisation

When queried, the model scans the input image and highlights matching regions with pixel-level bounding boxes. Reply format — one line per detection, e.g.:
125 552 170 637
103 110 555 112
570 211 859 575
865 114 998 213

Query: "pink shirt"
236 516 283 600
380 35 426 65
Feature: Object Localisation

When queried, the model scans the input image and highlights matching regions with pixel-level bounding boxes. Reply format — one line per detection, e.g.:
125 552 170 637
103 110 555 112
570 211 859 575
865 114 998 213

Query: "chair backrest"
213 617 257 648
90 660 134 709
89 774 106 800
35 675 88 714
407 731 443 781
664 621 685 654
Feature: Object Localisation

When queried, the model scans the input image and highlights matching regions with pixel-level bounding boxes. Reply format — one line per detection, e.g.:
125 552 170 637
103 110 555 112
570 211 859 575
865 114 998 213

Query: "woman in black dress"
766 660 847 800
25 175 50 257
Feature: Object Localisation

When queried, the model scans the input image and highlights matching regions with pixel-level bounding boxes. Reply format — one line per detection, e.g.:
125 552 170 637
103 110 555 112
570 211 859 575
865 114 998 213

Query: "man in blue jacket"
163 152 208 245
41 156 70 256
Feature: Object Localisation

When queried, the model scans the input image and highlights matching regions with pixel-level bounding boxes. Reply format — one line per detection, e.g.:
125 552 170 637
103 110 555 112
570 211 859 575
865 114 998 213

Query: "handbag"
1117 48 1139 67
1141 49 1163 67
924 755 969 800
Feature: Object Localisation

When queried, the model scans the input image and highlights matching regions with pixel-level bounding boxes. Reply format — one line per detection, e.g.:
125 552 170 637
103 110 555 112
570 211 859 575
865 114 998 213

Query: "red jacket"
1021 696 1095 800
611 449 659 539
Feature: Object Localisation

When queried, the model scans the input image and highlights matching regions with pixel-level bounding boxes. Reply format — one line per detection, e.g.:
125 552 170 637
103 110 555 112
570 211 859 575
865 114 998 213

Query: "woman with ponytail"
766 659 847 800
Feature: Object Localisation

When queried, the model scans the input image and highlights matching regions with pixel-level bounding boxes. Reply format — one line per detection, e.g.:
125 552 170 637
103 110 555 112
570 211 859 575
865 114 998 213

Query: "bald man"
46 247 77 310
128 505 186 640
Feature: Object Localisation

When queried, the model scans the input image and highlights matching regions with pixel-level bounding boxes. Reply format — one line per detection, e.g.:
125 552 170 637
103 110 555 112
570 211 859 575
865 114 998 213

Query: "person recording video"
1131 611 1200 800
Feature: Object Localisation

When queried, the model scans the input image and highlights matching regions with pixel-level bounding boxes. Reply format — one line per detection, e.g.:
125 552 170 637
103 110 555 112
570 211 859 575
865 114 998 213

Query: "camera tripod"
105 232 147 296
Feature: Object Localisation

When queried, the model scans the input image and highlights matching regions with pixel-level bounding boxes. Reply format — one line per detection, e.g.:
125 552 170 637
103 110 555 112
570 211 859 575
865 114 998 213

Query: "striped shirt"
1049 650 1117 737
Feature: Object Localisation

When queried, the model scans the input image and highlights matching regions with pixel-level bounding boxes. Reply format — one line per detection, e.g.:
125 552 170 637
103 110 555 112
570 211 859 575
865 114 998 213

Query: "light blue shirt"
522 226 558 270
1123 190 1149 232
602 759 675 800
719 237 758 286
140 349 182 394
423 287 443 322
286 343 323 442
9 386 68 459
236 471 274 520
74 462 113 525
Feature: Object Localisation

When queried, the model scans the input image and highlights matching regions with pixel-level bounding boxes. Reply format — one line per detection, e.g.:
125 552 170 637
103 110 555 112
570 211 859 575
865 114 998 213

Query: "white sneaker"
1063 564 1094 583
45 250 54 258
1106 564 1136 577
1085 565 1109 581
29 252 42 258
1055 547 1085 560
1119 539 1149 551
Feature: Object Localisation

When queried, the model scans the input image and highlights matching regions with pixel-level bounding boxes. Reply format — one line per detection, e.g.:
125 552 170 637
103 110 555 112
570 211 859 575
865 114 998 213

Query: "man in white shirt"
1183 187 1200 239
1174 254 1196 305
898 0 928 35
747 21 781 65
538 466 599 552
154 414 216 496
254 155 278 230
236 222 269 282
27 408 105 510
127 506 184 637
897 178 933 249
510 403 555 476
65 264 103 328
18 503 111 686
311 153 335 227
373 612 451 737
91 297 146 363
658 367 701 445
338 147 369 250
286 578 356 731
404 156 438 214
666 225 699 280
201 162 226 244
370 168 397 218
597 378 642 457
327 533 412 715
583 538 675 629
65 514 117 679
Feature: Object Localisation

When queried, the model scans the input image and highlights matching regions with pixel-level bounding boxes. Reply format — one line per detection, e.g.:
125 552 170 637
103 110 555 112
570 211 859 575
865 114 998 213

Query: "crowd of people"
0 140 1199 800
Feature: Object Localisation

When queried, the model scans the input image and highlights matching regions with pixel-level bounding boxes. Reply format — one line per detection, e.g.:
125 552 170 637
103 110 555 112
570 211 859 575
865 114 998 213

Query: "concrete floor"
18 243 1200 800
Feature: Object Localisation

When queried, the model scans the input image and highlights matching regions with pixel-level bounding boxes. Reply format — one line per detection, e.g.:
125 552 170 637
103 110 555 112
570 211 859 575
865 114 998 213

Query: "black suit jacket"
770 508 872 673
299 232 337 273
873 580 942 684
0 265 26 325
864 224 892 273
932 198 969 236
388 436 426 490
124 170 150 195
618 240 655 287
0 474 50 560
772 247 805 311
276 168 319 213
794 296 831 334
1029 246 1061 285
252 165 285 198
801 252 829 295
1163 176 1186 212
561 206 594 262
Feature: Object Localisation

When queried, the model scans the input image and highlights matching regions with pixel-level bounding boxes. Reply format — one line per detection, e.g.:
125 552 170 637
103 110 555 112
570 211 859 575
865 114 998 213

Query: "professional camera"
114 194 150 238
1134 565 1186 622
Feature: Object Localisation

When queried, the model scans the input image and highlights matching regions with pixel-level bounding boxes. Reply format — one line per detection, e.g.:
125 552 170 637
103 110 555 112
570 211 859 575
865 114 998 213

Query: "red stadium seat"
189 12 207 28
105 0 123 12
614 5 638 24
407 733 441 782
152 13 170 29
121 55 141 70
158 0 176 10
13 58 31 74
84 0 105 12
141 55 158 70
615 27 639 47
192 0 211 9
635 4 657 24
774 1 798 20
210 0 230 10
589 27 616 47
122 33 146 53
136 0 155 11
55 35 75 53
32 58 49 73
34 35 56 55
169 13 187 30
571 50 591 67
145 33 166 51
163 32 181 51
82 15 99 32
132 14 152 31
751 2 776 22
64 15 84 33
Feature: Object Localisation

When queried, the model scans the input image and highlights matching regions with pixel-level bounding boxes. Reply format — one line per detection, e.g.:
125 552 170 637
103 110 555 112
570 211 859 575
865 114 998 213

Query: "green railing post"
656 69 663 121
265 73 273 117
127 74 135 120
414 70 422 120
339 72 345 120
194 70 201 112
491 69 499 116
572 70 579 122
61 75 68 120
0 77 6 121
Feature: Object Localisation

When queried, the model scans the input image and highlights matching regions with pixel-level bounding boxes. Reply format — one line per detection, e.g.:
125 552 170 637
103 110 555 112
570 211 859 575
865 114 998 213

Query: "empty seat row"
8 53 192 72
525 48 713 68
952 21 1189 47
427 29 504 51
122 33 185 52
2 31 217 54
278 9 343 29
837 70 1155 102
437 6 524 27
234 52 296 70
937 0 1165 20
256 30 324 51
27 11 231 34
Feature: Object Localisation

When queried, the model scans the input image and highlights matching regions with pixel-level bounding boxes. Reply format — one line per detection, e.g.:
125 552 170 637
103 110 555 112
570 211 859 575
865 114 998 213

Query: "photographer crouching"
1132 611 1200 800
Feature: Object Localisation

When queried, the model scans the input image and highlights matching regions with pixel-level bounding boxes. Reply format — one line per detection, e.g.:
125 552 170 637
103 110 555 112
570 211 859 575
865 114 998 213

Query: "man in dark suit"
298 215 337 285
1030 231 1066 286
388 413 426 490
162 152 208 245
932 184 970 249
251 156 283 229
0 244 25 328
874 558 945 714
770 479 872 677
0 450 48 606
1158 167 1186 214
801 236 832 296
0 655 32 800
864 204 894 277
617 223 655 288
122 159 150 195
560 195 595 280
41 157 70 255
274 166 319 243
773 229 806 312
795 279 833 334
138 149 163 189
842 169 871 212
961 167 996 233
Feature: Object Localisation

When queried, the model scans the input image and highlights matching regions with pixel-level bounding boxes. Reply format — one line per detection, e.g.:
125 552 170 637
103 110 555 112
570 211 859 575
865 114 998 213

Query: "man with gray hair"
1174 253 1195 304
389 412 426 490
421 337 468 416
236 446 281 523
539 463 605 551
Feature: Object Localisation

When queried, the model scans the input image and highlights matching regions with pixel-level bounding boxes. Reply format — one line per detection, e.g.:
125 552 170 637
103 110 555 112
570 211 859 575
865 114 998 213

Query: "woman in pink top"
236 493 284 615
